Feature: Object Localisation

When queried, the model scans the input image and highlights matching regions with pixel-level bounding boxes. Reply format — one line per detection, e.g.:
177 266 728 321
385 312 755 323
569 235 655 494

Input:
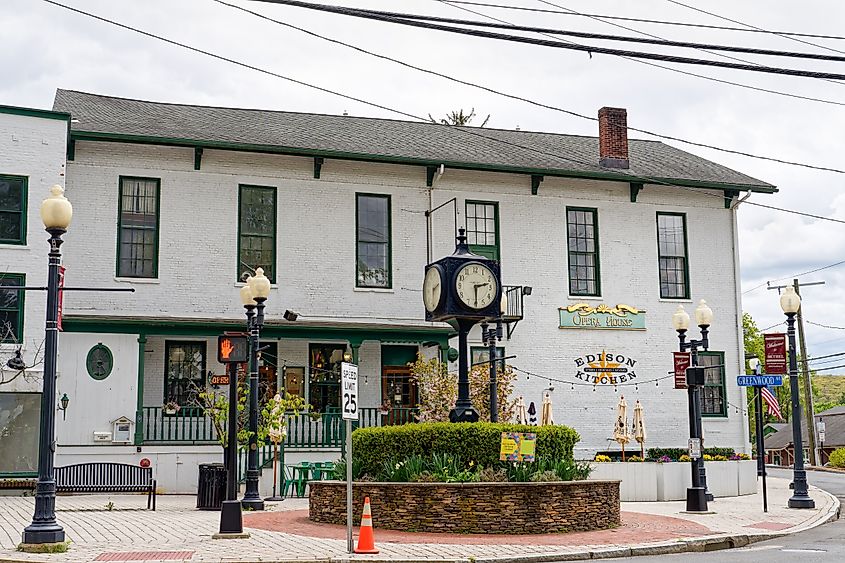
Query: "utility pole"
767 279 824 466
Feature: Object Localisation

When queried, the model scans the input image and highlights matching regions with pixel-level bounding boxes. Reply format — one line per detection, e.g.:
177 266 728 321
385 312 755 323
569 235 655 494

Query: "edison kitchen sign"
574 351 639 385
559 303 646 330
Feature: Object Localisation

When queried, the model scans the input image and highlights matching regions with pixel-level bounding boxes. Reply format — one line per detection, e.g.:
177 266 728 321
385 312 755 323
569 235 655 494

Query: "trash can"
196 463 227 510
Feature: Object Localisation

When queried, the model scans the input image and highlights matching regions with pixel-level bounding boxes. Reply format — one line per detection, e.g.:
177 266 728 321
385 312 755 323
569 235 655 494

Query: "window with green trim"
164 341 206 410
238 185 277 282
0 175 27 245
118 177 160 278
356 194 391 288
657 213 689 299
699 351 726 417
0 273 24 342
465 201 499 260
566 207 600 296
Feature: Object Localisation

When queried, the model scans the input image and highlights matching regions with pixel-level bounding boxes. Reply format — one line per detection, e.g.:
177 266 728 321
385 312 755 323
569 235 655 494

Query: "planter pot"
309 480 620 534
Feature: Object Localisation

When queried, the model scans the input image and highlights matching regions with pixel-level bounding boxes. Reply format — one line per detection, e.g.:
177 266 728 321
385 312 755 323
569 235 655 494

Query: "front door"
382 366 417 425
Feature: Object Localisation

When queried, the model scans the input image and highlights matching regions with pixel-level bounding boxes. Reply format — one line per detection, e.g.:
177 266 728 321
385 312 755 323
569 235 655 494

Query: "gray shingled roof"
765 412 845 450
53 89 774 191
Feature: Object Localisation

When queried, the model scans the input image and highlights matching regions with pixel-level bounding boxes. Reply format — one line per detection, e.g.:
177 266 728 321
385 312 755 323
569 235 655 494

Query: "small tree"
428 108 490 127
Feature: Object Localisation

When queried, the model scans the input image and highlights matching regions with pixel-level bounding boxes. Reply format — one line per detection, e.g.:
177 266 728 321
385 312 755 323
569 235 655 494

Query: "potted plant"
163 400 181 415
379 400 392 415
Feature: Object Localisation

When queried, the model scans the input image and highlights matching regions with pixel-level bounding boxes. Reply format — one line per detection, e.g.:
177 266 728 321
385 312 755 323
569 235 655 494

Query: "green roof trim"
0 105 71 122
70 130 776 193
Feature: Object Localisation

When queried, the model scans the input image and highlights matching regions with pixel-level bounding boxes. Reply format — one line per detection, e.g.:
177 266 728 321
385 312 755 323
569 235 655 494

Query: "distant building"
764 406 845 466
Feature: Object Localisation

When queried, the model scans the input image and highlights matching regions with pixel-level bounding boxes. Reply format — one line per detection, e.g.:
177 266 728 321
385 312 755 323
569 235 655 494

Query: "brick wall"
309 480 620 534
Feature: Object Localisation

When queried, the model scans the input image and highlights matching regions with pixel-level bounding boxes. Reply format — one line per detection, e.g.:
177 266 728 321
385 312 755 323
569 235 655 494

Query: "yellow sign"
559 303 647 330
500 432 537 462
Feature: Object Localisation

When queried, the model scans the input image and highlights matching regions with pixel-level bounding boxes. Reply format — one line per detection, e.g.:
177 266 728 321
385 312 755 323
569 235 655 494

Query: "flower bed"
309 480 620 534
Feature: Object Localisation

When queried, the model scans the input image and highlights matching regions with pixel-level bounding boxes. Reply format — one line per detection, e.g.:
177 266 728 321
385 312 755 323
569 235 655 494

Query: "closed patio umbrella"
540 391 554 425
632 399 646 458
516 396 528 425
614 396 631 461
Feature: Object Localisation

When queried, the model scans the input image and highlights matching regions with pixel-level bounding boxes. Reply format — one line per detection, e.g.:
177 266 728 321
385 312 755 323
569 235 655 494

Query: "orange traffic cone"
354 496 379 554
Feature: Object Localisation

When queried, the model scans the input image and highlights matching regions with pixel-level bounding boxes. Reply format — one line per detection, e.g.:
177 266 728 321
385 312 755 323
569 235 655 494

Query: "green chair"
280 465 297 498
293 462 314 497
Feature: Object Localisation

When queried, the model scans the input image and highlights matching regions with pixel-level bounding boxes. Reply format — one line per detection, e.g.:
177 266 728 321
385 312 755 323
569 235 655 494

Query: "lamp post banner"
57 266 65 332
673 352 691 389
764 333 788 374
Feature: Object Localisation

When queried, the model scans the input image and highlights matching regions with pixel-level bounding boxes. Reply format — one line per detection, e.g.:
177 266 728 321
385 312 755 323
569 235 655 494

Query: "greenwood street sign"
736 375 783 387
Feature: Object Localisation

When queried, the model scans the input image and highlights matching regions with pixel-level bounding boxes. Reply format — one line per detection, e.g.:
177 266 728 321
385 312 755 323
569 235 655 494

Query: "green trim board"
0 174 27 245
237 184 277 283
356 193 392 289
465 200 500 261
699 351 727 418
0 273 25 342
0 105 71 122
656 212 690 299
117 176 161 278
135 334 147 446
69 131 777 194
566 207 600 297
60 315 453 346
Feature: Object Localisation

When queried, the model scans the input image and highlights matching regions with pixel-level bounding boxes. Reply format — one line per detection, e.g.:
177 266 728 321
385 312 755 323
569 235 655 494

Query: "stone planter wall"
588 460 757 501
309 480 620 534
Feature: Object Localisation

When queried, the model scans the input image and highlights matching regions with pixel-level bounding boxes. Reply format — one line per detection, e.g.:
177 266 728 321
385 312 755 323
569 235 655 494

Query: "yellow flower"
469 460 475 467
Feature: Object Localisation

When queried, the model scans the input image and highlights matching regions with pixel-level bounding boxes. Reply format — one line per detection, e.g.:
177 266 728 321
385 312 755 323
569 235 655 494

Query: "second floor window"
238 185 277 282
466 201 499 260
566 207 600 296
0 175 27 245
657 212 689 299
0 273 24 342
118 177 160 278
356 193 391 288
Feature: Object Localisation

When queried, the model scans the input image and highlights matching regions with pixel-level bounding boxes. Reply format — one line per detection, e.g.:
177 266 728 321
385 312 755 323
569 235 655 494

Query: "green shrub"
829 447 845 468
647 447 735 461
352 422 579 476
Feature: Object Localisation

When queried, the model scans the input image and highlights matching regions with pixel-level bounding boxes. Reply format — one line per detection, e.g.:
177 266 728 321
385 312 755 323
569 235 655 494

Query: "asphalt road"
613 467 845 562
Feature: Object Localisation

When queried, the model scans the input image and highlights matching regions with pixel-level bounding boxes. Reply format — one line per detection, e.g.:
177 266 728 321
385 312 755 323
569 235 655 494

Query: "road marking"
736 545 782 552
781 548 828 553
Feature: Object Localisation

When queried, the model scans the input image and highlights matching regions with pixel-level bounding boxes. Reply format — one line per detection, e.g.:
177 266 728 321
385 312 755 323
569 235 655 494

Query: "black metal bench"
55 463 156 510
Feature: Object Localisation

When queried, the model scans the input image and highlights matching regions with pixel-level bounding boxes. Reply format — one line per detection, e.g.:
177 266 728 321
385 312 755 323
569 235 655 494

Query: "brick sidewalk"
0 478 837 563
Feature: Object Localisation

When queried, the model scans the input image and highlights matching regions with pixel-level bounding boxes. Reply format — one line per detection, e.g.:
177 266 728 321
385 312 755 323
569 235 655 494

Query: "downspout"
730 196 751 454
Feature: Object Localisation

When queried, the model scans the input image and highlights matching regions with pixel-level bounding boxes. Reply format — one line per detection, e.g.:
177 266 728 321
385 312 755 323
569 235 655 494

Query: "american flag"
761 385 783 420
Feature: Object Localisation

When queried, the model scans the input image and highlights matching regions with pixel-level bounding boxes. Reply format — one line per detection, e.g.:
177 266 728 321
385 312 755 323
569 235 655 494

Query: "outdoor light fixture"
672 301 714 512
283 310 299 322
779 286 815 509
23 185 73 546
343 352 353 363
58 394 70 420
6 348 25 370
521 286 532 296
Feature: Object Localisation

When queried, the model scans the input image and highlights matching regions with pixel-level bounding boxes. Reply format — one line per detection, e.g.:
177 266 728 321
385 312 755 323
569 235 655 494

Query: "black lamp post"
22 186 72 546
780 286 815 509
240 268 270 511
672 300 714 512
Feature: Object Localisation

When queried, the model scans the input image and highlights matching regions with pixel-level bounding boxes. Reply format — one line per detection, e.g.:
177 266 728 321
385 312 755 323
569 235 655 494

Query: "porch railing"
141 406 420 446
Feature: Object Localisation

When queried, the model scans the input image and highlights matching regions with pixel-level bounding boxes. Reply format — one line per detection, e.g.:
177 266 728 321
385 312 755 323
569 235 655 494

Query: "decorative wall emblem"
574 351 638 385
559 303 646 330
86 343 113 380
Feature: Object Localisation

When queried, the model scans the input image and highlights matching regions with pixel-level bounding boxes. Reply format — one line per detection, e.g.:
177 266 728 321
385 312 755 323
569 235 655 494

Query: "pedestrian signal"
217 335 248 363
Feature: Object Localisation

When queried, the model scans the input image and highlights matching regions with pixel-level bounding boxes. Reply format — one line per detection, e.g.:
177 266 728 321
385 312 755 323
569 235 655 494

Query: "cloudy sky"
5 0 845 362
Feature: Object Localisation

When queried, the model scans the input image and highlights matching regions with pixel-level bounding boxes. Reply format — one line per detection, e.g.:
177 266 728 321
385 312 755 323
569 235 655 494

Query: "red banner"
764 333 788 374
57 266 65 332
673 352 691 389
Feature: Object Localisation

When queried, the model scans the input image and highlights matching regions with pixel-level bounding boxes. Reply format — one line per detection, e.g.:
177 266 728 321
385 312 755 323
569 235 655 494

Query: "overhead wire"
216 0 845 176
250 1 845 80
442 2 845 42
41 0 845 230
741 259 845 294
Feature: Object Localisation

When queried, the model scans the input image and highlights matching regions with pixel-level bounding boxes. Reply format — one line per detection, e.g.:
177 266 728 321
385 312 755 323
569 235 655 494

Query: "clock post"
423 229 502 423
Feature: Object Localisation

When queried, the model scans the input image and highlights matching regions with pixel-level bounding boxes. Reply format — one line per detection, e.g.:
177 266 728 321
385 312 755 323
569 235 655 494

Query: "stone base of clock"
449 405 480 423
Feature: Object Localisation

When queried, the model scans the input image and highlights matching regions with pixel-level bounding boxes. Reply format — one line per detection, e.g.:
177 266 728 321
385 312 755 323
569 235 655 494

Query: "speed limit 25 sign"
341 362 358 421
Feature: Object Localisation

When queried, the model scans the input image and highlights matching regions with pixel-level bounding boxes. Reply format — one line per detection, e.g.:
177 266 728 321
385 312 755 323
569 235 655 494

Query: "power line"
665 0 845 57
217 0 845 175
254 1 845 80
742 259 845 294
807 320 845 331
442 2 845 42
42 0 845 227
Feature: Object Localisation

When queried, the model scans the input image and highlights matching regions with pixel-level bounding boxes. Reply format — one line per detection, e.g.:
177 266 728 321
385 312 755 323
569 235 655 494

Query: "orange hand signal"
220 338 234 360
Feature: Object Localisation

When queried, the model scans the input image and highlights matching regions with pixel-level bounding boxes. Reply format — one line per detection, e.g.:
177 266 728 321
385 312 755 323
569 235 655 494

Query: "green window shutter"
699 351 727 417
0 175 27 245
117 177 160 278
657 212 690 299
566 207 600 296
0 273 25 343
238 185 277 283
356 193 392 288
465 200 500 261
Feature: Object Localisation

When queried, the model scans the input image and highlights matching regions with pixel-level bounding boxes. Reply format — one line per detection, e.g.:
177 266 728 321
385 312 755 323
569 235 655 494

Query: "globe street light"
241 268 270 511
22 186 72 546
672 300 713 512
780 286 815 509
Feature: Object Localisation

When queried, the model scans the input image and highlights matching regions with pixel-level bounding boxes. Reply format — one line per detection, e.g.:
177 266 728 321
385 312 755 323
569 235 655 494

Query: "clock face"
423 266 444 312
455 263 498 310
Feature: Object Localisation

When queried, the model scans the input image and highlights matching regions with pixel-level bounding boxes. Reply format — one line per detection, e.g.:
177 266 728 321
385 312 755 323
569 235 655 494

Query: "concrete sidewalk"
0 477 838 563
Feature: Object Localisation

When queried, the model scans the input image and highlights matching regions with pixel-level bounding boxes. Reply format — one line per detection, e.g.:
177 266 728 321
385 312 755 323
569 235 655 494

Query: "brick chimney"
598 107 629 169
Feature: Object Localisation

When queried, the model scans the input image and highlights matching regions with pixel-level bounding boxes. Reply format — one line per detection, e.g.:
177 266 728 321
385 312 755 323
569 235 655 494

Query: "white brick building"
1 90 776 492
